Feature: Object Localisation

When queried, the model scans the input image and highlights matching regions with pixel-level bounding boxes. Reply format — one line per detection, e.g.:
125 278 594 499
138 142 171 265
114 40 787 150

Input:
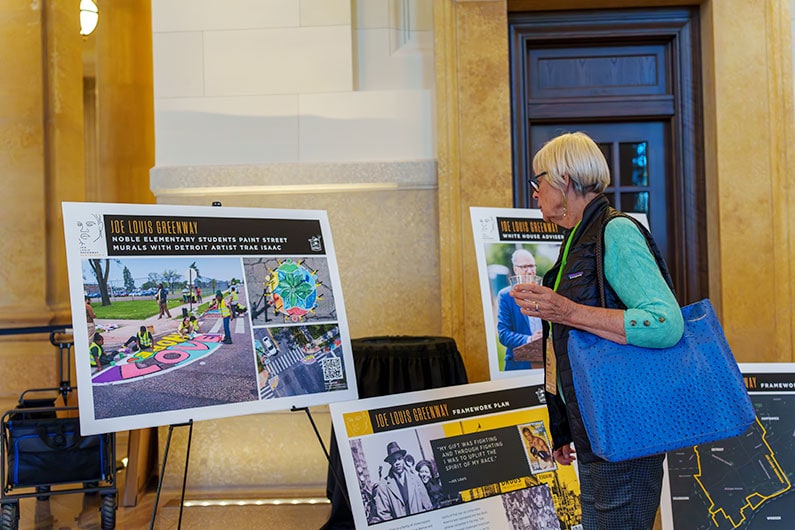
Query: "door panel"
530 122 670 261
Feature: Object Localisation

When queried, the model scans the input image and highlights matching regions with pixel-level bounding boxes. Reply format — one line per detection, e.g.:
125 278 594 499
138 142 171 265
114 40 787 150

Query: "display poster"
470 207 564 380
661 363 795 529
329 375 582 529
63 202 357 435
470 207 648 381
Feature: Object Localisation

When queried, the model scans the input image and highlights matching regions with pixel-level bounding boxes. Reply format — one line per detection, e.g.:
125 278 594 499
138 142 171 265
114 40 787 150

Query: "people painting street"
209 290 233 344
178 315 201 340
123 325 154 352
229 286 242 318
89 333 113 373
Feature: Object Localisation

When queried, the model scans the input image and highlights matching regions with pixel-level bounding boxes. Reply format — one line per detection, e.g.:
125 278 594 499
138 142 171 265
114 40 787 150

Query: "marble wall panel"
203 26 353 96
300 0 351 27
152 0 299 32
154 95 299 166
298 90 434 161
152 32 204 98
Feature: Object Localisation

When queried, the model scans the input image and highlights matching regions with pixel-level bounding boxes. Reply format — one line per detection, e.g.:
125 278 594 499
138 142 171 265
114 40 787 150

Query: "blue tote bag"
568 299 755 462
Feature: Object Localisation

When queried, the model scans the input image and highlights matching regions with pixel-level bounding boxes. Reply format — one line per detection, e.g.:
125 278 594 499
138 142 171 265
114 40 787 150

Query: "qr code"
321 356 343 381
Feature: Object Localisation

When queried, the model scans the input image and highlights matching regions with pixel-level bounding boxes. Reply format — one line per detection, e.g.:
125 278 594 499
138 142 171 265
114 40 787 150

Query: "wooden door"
509 7 706 303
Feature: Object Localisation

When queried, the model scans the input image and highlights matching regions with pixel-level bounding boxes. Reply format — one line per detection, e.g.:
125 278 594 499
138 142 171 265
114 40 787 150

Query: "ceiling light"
80 0 99 36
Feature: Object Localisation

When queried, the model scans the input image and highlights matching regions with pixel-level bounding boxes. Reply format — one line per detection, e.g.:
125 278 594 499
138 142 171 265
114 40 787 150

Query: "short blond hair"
532 132 610 194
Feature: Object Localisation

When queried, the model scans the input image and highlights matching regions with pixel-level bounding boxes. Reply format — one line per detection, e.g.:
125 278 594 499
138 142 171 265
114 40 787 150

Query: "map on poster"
63 202 357 435
661 364 795 529
329 375 582 530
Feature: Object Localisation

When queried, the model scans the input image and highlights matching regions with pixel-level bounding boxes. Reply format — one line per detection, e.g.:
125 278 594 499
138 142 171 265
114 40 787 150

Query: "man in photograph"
373 441 433 521
497 248 543 370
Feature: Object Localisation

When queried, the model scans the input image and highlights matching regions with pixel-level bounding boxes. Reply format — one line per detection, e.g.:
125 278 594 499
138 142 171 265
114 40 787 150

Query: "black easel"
291 406 351 512
149 419 194 530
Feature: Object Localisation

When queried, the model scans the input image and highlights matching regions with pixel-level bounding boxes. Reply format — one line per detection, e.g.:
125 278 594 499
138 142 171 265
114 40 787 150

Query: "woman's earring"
562 207 567 218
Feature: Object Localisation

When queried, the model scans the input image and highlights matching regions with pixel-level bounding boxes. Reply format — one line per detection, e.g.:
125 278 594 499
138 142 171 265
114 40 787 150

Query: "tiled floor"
6 486 334 529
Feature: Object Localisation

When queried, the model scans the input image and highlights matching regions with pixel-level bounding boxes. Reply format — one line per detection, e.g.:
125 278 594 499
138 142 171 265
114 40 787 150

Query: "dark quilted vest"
543 195 673 464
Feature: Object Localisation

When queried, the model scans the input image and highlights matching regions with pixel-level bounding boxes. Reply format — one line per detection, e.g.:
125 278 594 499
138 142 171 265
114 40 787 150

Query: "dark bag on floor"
6 417 107 487
10 397 57 421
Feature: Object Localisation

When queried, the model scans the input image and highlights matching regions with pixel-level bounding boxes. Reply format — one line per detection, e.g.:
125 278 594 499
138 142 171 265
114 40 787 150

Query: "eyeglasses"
528 171 547 192
515 264 536 270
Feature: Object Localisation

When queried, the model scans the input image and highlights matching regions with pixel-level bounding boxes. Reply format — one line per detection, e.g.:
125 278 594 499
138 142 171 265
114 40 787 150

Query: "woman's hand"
510 282 628 344
509 283 573 325
553 444 576 465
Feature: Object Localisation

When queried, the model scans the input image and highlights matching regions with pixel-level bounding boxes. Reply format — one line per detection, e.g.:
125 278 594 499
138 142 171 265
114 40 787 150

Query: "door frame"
509 7 707 303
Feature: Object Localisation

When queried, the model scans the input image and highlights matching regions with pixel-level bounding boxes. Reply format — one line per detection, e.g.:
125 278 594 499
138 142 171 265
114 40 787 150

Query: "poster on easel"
470 207 565 380
470 206 649 381
329 375 582 529
63 202 357 435
661 363 795 530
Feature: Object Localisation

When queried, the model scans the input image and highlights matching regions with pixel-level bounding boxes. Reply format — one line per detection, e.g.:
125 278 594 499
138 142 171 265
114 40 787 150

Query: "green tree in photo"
141 272 162 290
123 266 136 293
161 269 181 293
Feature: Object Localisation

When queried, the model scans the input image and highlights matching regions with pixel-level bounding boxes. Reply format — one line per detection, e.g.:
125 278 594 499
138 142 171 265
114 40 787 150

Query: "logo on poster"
308 235 323 252
77 213 106 256
479 217 498 240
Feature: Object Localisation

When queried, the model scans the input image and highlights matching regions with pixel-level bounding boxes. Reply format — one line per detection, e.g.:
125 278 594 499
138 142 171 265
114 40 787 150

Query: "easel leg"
178 420 194 527
291 407 351 513
149 420 194 530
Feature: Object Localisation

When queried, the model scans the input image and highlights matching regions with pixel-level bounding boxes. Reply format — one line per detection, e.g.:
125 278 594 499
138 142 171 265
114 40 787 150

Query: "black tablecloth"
321 336 468 530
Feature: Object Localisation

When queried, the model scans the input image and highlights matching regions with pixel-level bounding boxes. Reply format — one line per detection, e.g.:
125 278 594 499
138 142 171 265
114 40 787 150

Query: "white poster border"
469 207 557 381
63 201 357 435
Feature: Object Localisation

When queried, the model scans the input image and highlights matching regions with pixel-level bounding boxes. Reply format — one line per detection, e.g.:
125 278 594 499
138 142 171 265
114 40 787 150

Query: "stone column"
434 0 512 382
0 0 84 394
46 0 88 321
94 0 155 204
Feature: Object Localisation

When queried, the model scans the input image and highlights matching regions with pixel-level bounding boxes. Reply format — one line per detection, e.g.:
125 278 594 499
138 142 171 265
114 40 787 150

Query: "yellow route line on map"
692 418 791 528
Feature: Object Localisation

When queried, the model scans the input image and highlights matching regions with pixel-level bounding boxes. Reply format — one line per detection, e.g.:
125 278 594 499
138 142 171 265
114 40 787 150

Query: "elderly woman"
511 132 683 529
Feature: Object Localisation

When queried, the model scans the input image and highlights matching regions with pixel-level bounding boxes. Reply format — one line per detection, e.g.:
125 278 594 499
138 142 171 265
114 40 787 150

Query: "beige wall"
435 0 795 381
703 0 795 362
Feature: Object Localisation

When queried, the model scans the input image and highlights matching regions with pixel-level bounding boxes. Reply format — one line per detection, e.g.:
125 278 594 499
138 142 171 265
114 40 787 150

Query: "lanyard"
547 220 580 401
